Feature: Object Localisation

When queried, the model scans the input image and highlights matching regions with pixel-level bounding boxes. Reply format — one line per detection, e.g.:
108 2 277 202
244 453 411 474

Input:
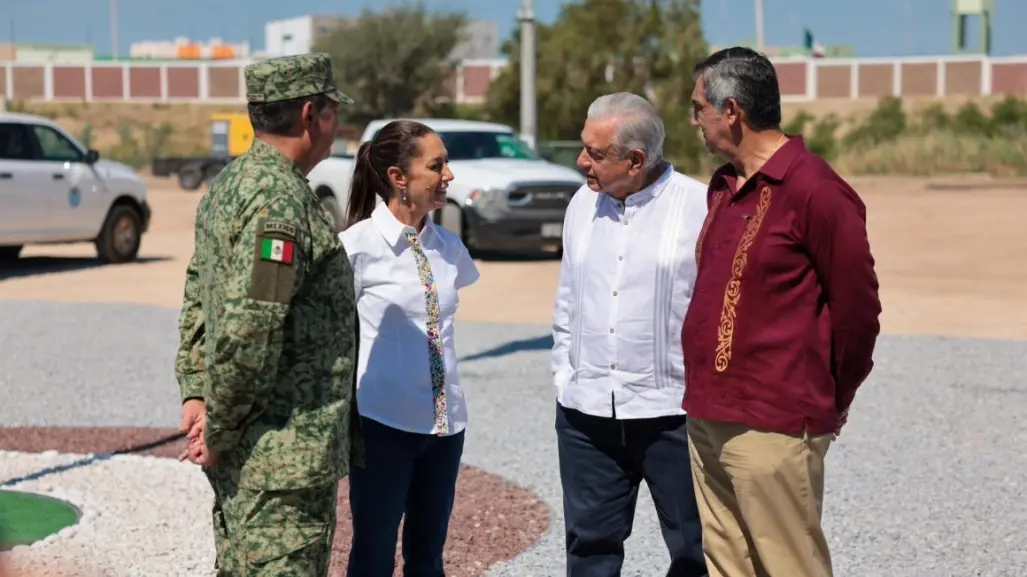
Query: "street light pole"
755 0 765 52
755 0 764 52
109 0 119 59
518 0 537 150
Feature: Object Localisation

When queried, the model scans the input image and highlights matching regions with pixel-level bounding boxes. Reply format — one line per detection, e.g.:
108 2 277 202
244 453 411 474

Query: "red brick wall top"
1 57 1026 103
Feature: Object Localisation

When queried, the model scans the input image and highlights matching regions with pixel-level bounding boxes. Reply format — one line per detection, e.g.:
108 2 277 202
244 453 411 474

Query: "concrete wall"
2 55 1026 105
772 55 1027 100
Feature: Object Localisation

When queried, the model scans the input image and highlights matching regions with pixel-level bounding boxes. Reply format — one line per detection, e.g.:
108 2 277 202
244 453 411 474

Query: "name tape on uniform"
263 220 298 238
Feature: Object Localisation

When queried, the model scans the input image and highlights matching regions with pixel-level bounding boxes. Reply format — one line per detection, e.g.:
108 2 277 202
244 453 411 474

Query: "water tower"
951 0 994 55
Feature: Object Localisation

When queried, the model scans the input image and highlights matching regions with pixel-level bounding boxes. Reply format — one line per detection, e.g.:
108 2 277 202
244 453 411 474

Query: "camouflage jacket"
174 138 361 490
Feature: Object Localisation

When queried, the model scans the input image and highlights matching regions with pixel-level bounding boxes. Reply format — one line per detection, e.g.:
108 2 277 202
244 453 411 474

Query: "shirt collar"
604 163 675 207
371 201 436 247
714 134 806 195
248 138 308 183
757 134 805 182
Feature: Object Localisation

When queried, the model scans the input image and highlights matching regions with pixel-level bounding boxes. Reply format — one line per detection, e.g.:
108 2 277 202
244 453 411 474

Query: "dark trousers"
346 416 465 577
556 402 707 577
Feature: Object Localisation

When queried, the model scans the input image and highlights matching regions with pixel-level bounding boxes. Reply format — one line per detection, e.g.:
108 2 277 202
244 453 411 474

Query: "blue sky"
5 0 1025 58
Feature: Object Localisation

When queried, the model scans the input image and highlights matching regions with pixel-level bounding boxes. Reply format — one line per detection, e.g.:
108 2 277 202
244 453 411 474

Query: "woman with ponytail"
338 120 479 576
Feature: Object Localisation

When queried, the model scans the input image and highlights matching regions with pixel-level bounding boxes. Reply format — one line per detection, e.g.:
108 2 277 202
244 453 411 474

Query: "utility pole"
517 0 537 150
755 0 765 52
109 0 119 59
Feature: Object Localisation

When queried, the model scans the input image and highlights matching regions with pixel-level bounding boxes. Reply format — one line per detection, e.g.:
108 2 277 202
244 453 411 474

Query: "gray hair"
586 92 665 168
692 47 782 130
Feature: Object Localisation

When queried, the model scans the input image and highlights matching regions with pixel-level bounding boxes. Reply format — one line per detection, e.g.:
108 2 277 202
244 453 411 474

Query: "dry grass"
781 94 1027 177
9 95 1027 177
3 94 1010 157
833 132 1027 176
782 94 1027 145
11 101 247 156
780 94 1019 132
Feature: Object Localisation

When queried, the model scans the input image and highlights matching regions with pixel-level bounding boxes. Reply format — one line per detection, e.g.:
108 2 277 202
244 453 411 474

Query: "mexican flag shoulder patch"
260 237 295 264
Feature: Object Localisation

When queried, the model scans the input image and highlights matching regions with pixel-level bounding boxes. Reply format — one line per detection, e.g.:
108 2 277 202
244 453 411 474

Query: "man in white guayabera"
550 92 710 577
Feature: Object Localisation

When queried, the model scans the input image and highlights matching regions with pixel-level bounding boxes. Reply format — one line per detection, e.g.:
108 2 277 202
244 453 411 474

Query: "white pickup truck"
0 112 151 263
307 118 585 253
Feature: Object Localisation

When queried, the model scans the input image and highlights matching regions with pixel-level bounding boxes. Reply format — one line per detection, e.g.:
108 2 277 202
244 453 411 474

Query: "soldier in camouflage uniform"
173 53 362 577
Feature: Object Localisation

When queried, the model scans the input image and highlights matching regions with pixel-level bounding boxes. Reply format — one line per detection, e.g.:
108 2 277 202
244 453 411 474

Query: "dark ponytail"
344 141 382 230
343 120 436 230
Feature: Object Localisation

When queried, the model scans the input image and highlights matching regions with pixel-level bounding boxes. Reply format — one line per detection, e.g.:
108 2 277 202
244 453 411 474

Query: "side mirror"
85 149 99 164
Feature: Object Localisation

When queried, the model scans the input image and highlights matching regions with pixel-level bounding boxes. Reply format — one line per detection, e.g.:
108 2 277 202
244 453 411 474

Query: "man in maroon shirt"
681 47 882 577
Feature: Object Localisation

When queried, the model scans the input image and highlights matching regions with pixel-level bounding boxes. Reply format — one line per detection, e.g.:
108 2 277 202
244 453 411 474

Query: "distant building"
0 43 95 64
130 37 251 60
449 20 500 61
263 15 344 58
262 14 499 61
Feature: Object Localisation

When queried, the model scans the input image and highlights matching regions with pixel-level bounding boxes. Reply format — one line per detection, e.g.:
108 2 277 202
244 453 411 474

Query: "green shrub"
952 102 991 136
989 95 1027 136
843 95 906 151
103 123 147 168
78 124 94 149
914 103 951 133
782 109 815 135
807 114 841 161
783 94 1027 177
144 122 175 159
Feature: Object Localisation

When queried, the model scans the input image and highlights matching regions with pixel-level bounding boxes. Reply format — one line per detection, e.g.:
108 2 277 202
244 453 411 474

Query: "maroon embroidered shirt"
681 136 882 435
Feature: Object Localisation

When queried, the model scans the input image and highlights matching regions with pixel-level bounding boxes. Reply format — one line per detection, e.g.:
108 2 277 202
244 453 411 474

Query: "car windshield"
437 130 538 161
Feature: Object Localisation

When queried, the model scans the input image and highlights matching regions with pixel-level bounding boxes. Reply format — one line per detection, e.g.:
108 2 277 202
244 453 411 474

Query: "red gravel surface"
0 427 550 576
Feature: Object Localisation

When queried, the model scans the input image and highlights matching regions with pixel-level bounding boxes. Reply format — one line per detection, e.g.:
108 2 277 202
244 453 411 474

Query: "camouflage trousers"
204 466 338 577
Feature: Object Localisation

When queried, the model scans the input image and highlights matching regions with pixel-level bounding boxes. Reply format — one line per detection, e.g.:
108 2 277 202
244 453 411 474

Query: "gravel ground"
2 300 1027 577
1 450 216 577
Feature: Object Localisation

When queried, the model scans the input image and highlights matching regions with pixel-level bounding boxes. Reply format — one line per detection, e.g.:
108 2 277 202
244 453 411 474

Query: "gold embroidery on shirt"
695 190 725 268
714 185 773 372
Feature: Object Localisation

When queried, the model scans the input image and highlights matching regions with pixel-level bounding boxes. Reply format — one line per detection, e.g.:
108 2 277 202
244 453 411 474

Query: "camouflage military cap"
244 53 353 105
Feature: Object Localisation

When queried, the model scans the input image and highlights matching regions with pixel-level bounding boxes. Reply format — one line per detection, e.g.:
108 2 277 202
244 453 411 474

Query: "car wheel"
178 166 204 191
440 202 464 241
0 245 23 261
95 205 142 264
203 162 224 183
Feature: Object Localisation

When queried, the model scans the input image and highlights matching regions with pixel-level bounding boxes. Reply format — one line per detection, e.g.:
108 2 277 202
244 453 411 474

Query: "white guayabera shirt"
551 164 710 419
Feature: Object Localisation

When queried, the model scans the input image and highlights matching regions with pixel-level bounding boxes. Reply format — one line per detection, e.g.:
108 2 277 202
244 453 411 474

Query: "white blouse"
339 202 480 436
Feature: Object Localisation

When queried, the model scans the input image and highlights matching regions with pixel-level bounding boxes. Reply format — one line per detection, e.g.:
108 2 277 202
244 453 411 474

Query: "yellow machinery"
152 111 359 191
209 112 254 158
151 112 254 191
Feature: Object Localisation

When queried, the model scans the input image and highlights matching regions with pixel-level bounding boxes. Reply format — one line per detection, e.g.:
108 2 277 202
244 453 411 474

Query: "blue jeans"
346 416 465 577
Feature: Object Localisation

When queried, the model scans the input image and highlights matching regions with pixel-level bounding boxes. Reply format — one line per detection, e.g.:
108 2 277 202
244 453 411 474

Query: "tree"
485 0 709 172
313 3 468 125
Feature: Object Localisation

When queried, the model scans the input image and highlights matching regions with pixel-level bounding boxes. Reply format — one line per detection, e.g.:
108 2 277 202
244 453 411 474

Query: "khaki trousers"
686 418 834 577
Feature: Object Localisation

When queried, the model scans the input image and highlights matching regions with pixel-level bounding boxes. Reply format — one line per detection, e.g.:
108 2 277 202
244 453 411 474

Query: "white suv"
0 112 151 263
